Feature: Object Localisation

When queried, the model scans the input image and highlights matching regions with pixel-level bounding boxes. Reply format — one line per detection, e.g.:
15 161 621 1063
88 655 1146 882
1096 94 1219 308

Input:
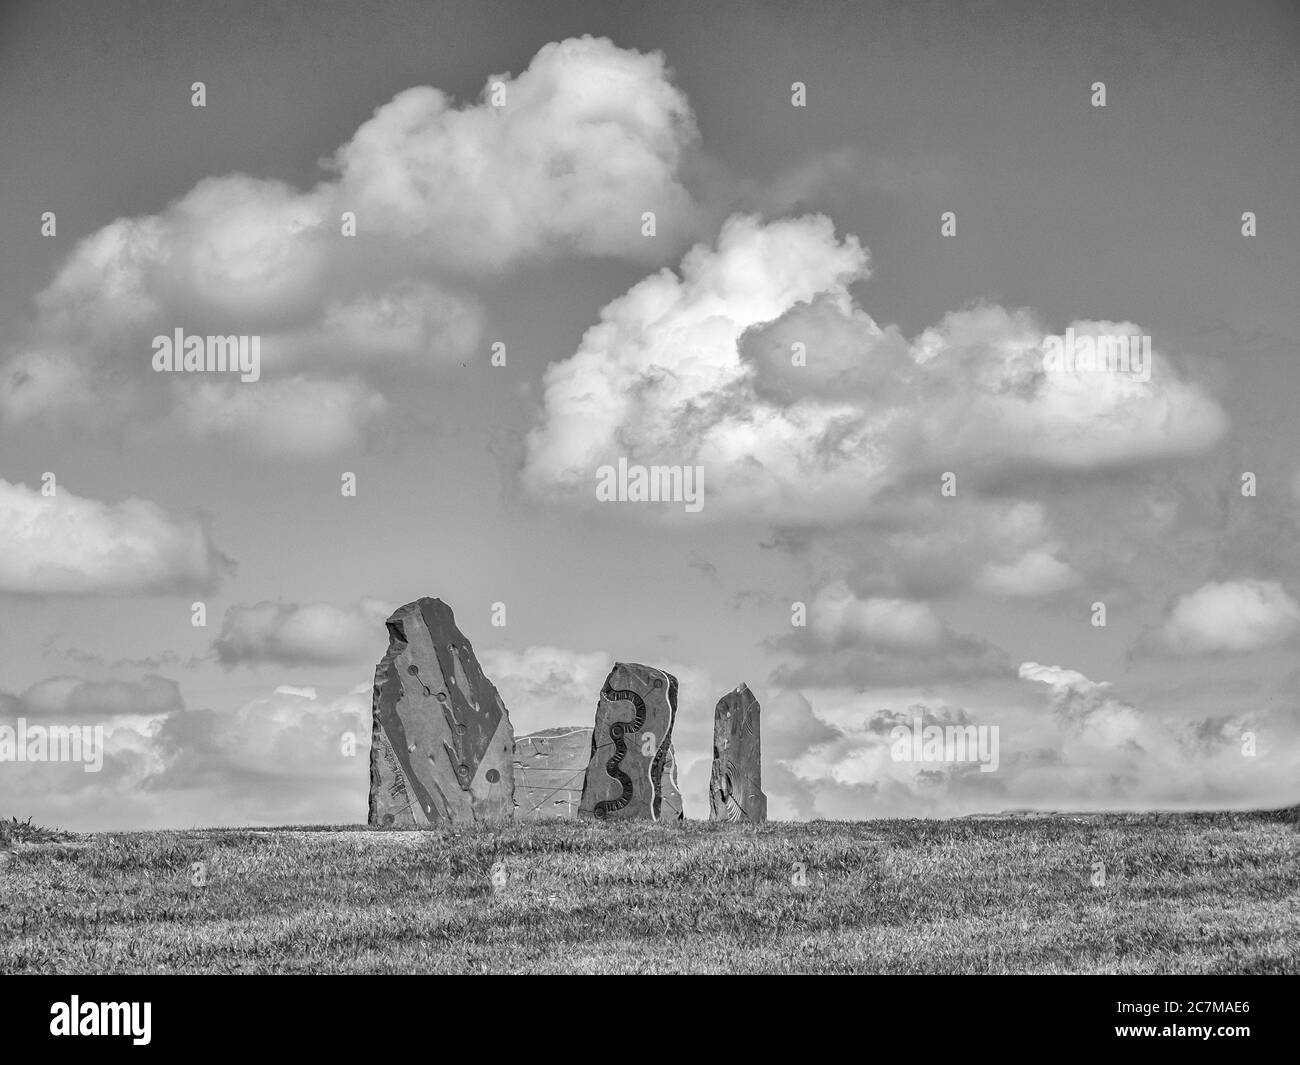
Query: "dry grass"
1 808 1296 973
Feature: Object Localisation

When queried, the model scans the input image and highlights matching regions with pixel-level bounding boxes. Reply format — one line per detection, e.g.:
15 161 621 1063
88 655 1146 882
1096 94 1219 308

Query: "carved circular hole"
486 769 500 783
407 665 419 676
455 723 467 735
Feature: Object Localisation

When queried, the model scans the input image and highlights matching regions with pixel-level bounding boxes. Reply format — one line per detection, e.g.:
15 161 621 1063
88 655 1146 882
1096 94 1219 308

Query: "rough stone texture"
579 662 683 822
709 683 767 822
513 727 592 819
369 598 514 825
658 741 684 822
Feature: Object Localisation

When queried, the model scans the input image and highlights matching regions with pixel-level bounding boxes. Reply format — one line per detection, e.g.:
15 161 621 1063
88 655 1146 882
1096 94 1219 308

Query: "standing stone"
658 741 684 822
709 683 767 822
513 726 591 819
579 662 682 822
369 598 514 825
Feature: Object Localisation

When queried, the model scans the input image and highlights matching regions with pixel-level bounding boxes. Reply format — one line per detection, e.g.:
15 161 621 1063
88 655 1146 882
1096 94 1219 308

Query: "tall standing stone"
369 597 514 825
709 683 767 822
579 662 682 822
513 726 591 819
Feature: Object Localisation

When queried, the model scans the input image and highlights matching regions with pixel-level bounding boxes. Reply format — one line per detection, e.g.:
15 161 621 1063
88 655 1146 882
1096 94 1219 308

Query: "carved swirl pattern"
593 684 647 819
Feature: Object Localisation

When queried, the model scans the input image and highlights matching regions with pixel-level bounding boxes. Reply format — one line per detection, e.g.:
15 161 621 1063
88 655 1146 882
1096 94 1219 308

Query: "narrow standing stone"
709 683 767 822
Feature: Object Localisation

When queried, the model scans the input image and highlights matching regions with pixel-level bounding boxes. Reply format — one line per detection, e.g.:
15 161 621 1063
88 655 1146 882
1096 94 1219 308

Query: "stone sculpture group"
368 597 766 825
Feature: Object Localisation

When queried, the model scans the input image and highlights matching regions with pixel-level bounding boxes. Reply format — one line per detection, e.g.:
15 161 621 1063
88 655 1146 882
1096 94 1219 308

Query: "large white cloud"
0 37 703 451
0 479 230 595
332 35 701 270
522 213 1228 523
1158 579 1300 655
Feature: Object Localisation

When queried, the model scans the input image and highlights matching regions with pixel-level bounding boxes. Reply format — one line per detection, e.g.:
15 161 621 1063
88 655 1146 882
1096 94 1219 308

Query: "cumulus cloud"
523 213 1227 523
775 497 1081 603
1158 579 1300 655
770 664 1300 819
774 580 1010 686
214 599 393 667
1016 661 1094 690
0 37 703 451
332 36 701 270
975 547 1080 598
806 581 946 649
0 479 231 595
0 678 369 830
144 686 368 810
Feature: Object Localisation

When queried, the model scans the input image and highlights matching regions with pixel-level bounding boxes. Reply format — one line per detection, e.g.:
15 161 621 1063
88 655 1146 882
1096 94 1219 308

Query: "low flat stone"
709 682 767 822
513 727 592 819
369 598 514 826
579 662 681 822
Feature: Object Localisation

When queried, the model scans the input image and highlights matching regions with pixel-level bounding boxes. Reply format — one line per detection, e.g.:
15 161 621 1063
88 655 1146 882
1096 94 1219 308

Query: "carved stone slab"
513 726 592 819
579 662 680 822
709 682 767 822
369 598 514 825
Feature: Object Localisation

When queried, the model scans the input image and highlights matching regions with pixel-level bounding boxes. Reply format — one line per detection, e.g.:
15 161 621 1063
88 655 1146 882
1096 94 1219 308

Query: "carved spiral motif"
717 759 744 822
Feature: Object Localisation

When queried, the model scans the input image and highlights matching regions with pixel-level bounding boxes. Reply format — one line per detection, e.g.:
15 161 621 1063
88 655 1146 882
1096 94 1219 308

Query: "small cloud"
1157 579 1300 655
774 581 1011 686
214 599 392 667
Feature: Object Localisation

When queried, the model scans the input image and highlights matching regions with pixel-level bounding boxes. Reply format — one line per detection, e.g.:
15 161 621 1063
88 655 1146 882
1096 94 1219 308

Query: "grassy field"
1 809 1296 974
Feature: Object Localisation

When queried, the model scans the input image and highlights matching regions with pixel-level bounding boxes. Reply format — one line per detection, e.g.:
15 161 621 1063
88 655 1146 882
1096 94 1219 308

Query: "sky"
0 0 1297 829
